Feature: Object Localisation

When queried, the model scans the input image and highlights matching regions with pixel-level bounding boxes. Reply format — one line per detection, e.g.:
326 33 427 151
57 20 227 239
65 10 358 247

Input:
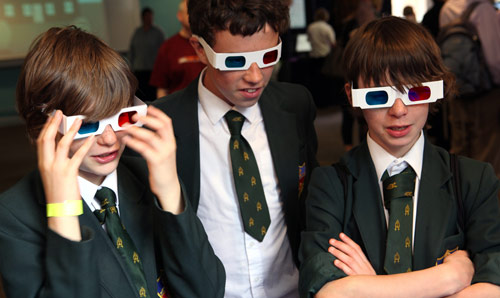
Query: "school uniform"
153 74 318 297
0 156 225 298
299 136 500 298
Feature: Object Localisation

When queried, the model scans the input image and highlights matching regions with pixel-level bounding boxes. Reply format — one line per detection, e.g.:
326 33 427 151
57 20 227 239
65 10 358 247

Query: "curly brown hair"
188 0 290 46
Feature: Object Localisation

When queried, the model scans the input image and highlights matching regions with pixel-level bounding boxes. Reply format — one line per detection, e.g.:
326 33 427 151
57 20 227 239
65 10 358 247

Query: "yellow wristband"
46 200 83 217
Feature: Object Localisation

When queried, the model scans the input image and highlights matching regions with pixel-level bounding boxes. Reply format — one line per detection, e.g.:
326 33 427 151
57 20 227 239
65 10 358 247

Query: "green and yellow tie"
94 187 150 298
225 110 271 242
382 166 416 274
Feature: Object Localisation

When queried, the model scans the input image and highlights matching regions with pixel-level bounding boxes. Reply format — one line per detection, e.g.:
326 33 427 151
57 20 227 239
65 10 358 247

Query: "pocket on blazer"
436 231 465 265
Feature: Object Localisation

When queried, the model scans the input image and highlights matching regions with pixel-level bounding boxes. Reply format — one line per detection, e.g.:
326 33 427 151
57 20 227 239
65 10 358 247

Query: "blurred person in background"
128 7 164 101
149 0 204 98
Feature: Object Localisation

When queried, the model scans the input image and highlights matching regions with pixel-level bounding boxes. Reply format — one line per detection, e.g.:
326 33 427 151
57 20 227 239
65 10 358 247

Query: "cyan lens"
78 121 99 134
365 91 389 105
225 56 246 68
408 86 431 101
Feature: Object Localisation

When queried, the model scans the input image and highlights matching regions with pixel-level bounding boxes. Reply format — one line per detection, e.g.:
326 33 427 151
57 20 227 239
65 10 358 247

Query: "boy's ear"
189 37 208 66
344 82 353 106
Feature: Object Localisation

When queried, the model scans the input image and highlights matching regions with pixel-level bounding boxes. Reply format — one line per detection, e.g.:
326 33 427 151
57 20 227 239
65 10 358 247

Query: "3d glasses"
57 97 147 139
194 35 282 71
351 80 444 109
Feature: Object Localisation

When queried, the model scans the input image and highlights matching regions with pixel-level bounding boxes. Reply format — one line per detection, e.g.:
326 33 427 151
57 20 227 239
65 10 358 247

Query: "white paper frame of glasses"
194 35 282 71
57 97 147 139
351 80 444 109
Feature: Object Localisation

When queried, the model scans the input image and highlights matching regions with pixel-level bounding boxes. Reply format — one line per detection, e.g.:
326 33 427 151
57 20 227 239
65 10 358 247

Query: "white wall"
391 0 433 22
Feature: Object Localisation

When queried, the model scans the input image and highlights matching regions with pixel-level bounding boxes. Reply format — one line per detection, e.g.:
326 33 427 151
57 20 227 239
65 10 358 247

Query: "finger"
124 125 165 153
122 134 158 162
55 118 82 161
329 238 357 257
69 135 95 170
333 258 355 276
339 233 369 262
37 111 62 166
136 107 174 140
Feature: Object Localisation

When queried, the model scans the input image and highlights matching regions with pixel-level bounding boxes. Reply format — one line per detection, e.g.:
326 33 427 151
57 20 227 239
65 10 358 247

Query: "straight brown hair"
17 26 137 142
343 16 455 98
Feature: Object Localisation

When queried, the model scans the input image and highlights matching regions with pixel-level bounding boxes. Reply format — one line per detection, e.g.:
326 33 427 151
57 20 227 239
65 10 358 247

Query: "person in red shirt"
149 0 204 98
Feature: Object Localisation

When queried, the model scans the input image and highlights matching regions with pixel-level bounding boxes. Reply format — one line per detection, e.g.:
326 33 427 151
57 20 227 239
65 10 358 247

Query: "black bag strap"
332 162 349 202
450 153 465 231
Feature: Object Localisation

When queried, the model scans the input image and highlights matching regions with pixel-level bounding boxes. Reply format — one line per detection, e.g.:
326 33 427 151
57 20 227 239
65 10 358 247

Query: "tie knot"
95 187 117 209
224 110 245 136
382 166 416 208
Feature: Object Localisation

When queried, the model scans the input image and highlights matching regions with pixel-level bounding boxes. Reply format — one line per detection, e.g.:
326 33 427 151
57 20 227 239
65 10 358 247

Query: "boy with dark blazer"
0 27 224 298
299 17 500 297
153 0 318 296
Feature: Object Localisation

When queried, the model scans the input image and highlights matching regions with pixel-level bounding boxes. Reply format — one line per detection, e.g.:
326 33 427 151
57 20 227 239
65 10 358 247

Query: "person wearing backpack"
299 17 500 298
438 0 500 177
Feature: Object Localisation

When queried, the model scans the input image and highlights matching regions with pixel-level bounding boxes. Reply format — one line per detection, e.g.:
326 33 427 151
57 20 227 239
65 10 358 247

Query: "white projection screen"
0 0 140 63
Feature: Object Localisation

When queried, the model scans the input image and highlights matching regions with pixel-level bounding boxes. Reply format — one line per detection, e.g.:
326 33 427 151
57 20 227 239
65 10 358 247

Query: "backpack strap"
450 153 465 232
332 162 350 202
461 1 482 22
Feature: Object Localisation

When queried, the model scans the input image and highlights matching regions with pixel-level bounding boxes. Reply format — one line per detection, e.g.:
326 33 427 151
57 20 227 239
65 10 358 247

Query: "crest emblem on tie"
261 226 267 236
133 252 140 264
405 204 410 216
139 287 147 297
238 167 244 176
244 192 249 202
249 217 255 227
234 140 239 150
117 237 124 249
395 220 400 231
394 252 400 263
244 152 249 161
387 182 397 190
405 237 411 248
257 202 262 211
251 176 256 186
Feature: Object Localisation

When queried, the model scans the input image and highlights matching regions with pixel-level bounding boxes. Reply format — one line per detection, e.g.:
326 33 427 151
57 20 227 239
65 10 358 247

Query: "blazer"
299 139 500 297
0 156 225 298
153 78 319 264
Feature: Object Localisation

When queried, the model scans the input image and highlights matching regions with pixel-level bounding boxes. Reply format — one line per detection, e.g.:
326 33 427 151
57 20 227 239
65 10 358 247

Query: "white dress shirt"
367 131 425 249
195 70 299 298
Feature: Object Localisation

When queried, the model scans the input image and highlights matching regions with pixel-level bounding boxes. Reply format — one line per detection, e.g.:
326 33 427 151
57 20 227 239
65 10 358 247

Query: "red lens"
263 50 278 64
118 111 137 127
408 86 431 101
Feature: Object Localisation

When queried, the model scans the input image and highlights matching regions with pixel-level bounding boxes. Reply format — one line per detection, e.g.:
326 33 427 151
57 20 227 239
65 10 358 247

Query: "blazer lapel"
348 143 388 272
167 80 201 211
79 202 139 296
116 163 157 296
259 94 299 201
413 140 453 270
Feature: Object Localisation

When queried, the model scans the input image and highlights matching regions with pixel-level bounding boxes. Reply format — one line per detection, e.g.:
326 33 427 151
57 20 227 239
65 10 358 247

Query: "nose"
96 125 118 146
243 63 263 84
389 98 408 118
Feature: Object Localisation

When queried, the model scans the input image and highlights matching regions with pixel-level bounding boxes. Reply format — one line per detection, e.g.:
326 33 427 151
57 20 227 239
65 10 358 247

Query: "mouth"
240 87 262 98
92 150 119 164
386 125 411 137
388 126 409 131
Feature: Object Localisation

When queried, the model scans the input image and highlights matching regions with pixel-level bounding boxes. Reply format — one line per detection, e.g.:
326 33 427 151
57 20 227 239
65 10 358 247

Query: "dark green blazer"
299 139 500 298
0 156 225 298
153 78 319 264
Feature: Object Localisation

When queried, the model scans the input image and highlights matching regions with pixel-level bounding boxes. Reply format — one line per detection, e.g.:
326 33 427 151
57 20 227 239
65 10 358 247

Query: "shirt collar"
367 131 425 182
197 68 261 126
78 170 119 211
